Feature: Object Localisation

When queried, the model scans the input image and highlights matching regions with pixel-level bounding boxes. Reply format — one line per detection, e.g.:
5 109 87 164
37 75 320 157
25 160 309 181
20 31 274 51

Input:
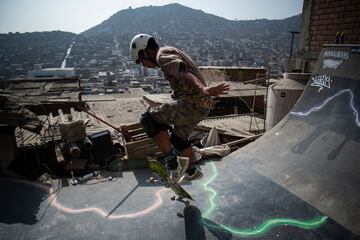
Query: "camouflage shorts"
149 99 211 140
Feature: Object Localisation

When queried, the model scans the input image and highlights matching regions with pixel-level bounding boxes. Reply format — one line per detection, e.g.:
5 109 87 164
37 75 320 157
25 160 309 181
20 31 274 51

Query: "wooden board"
121 123 161 160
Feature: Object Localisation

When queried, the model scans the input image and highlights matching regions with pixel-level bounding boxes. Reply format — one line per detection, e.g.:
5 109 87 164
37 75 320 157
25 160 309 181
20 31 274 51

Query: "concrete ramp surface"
234 44 360 235
0 45 359 239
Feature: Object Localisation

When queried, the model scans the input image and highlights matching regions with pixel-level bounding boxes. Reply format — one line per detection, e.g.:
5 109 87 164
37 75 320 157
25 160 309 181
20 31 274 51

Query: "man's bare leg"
180 146 194 163
180 146 202 179
152 133 201 180
152 130 172 154
152 131 194 162
152 130 189 178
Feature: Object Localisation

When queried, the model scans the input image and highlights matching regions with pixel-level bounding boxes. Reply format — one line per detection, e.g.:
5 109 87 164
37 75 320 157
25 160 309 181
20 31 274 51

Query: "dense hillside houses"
0 4 300 83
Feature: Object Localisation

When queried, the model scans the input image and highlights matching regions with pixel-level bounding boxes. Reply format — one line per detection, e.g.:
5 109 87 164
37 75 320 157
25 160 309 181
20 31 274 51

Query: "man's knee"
170 132 191 151
140 112 169 138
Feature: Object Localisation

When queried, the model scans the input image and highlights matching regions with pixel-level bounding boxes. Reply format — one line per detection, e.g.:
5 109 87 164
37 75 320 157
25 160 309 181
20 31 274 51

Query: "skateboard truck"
171 196 190 206
147 160 194 206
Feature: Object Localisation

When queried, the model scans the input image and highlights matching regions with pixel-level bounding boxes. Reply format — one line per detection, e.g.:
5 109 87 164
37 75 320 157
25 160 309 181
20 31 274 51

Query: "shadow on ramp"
0 178 50 225
183 205 232 240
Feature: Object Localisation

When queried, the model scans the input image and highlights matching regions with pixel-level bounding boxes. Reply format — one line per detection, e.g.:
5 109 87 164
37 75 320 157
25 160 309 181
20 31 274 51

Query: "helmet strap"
144 49 159 67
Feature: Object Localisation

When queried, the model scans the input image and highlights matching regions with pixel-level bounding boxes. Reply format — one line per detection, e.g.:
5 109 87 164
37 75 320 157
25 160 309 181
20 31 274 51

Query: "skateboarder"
130 34 229 181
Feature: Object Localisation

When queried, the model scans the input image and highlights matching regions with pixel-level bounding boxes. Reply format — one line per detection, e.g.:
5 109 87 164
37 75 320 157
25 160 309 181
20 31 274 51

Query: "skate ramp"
230 44 360 234
1 44 359 240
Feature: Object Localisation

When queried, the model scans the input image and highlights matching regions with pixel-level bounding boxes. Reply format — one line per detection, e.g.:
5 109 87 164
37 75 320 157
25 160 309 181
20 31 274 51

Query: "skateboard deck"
148 160 193 205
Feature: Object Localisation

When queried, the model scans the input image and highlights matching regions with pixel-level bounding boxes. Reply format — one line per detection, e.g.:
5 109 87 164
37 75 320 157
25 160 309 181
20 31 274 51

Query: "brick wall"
310 0 360 52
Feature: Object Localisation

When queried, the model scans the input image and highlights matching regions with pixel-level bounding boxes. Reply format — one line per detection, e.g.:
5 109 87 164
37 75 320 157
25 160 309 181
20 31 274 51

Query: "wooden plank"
120 123 142 131
131 132 147 138
132 135 149 141
128 128 145 136
131 132 147 139
126 138 154 149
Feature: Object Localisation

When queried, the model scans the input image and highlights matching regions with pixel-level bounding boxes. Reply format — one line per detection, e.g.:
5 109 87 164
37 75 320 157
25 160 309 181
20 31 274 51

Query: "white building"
28 65 76 78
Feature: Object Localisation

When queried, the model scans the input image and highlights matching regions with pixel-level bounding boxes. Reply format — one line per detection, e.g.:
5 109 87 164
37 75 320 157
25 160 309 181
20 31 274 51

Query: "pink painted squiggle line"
9 178 167 219
47 187 166 219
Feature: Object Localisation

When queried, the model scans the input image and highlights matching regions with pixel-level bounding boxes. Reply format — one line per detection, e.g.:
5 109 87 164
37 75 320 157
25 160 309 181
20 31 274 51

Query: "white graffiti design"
322 50 349 70
310 75 332 92
322 59 343 69
323 50 349 60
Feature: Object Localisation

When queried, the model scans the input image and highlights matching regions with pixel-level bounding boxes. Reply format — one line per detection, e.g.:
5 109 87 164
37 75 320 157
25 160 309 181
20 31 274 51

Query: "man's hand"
202 82 230 97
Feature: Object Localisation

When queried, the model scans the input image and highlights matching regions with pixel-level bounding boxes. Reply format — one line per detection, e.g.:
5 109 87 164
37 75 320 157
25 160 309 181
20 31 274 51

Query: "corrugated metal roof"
3 78 80 104
198 114 265 137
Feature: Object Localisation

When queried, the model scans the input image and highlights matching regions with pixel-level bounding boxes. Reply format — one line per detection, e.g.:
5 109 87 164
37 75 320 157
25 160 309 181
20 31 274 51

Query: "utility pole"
289 31 300 60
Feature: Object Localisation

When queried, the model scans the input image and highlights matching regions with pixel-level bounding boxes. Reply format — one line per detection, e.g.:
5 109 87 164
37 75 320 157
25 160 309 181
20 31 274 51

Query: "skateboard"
147 160 194 206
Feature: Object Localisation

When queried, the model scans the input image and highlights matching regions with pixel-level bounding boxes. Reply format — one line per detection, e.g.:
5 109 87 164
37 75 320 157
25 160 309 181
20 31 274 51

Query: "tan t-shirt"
156 46 207 100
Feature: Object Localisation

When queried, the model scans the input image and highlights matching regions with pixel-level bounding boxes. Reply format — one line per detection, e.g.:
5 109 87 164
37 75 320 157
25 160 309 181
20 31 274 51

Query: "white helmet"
129 33 152 64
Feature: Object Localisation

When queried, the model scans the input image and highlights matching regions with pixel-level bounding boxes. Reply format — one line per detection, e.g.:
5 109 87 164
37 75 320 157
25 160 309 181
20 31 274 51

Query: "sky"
0 0 303 34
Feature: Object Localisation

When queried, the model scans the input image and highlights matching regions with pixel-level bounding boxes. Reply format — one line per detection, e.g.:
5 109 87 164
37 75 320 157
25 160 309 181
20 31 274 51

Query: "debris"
81 136 93 150
89 130 118 167
201 127 221 147
55 145 65 164
58 119 86 142
68 142 81 158
193 145 231 161
78 171 99 182
36 172 51 183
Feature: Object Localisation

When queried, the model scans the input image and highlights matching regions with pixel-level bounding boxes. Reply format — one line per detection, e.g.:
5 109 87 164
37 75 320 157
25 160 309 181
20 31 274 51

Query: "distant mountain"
0 31 76 49
81 3 230 36
82 3 299 39
81 3 301 60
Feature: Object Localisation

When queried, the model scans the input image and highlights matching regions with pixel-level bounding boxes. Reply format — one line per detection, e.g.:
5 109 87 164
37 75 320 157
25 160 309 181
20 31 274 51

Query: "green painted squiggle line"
201 161 328 237
202 161 218 219
203 216 328 237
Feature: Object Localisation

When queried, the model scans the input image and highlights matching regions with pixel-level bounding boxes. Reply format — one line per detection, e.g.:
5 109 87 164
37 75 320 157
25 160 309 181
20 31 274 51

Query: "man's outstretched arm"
179 71 230 97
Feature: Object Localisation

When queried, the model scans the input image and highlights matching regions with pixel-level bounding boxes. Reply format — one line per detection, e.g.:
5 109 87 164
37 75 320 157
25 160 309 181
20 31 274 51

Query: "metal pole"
290 33 295 59
77 106 122 133
289 31 300 60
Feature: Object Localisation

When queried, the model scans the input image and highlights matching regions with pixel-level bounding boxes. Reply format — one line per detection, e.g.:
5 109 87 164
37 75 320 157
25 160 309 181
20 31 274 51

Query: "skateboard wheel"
171 196 176 201
149 177 155 183
185 201 190 206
